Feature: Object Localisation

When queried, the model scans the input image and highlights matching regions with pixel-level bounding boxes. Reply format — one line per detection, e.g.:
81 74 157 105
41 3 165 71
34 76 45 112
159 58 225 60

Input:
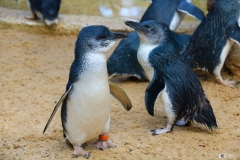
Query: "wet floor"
1 0 207 21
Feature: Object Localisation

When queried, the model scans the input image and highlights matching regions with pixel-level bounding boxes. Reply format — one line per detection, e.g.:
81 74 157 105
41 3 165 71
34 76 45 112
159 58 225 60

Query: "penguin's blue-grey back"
148 29 217 130
107 32 146 79
140 0 179 24
183 0 240 72
41 0 61 20
28 0 43 13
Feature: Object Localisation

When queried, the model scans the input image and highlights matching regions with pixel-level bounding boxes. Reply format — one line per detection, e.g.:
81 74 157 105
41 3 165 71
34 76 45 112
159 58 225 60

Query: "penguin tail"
192 95 218 131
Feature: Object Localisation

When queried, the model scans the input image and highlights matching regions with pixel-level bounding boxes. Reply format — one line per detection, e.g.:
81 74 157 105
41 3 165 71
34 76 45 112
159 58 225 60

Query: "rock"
225 43 240 76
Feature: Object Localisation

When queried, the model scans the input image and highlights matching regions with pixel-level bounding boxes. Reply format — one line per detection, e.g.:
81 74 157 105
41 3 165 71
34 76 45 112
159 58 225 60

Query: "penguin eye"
145 25 151 29
96 35 107 40
145 25 155 32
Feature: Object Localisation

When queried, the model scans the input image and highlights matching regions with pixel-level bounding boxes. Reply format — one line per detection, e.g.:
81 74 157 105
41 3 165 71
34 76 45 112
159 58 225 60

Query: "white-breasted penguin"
24 0 61 26
182 0 240 88
107 0 204 81
125 20 217 135
43 25 132 158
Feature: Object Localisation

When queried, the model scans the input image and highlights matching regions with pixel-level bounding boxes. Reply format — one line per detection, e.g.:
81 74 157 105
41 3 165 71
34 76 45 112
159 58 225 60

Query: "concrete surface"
0 7 199 35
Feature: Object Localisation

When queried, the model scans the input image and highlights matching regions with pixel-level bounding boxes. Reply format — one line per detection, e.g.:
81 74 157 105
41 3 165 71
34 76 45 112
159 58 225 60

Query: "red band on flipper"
99 134 108 141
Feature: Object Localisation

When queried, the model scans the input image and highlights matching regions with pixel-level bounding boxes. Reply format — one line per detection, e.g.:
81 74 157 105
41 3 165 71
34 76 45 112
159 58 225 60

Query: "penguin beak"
109 33 128 40
125 21 147 35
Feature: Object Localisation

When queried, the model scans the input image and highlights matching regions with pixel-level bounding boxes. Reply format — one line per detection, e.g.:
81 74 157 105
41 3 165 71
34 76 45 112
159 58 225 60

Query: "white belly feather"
65 53 111 146
159 87 175 123
137 43 158 81
137 42 175 123
213 39 233 77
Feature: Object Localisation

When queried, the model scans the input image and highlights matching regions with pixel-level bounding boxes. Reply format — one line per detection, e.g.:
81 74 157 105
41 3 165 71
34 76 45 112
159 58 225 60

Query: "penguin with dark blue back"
25 0 61 26
125 20 217 134
182 0 240 88
141 0 205 31
107 0 205 80
43 25 132 158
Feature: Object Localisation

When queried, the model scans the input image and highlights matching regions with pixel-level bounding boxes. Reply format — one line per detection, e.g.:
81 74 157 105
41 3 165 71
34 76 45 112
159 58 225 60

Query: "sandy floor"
0 28 240 160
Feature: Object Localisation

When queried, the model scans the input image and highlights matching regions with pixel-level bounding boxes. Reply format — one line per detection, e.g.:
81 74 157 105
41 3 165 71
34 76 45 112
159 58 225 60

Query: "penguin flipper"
109 81 132 111
177 0 205 21
228 22 240 45
145 70 165 116
43 84 73 133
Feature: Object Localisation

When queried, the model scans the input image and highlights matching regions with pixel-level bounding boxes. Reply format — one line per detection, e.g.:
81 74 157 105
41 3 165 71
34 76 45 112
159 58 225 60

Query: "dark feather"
107 0 196 80
145 69 165 116
182 0 240 73
148 31 217 130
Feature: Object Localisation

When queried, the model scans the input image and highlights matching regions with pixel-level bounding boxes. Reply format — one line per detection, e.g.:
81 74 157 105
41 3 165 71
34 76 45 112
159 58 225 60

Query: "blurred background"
0 0 208 21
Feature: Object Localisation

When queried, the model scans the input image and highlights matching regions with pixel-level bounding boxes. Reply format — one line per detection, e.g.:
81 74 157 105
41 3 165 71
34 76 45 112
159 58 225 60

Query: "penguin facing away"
182 0 240 88
43 26 132 158
107 0 204 81
141 0 205 31
25 0 61 26
125 20 217 134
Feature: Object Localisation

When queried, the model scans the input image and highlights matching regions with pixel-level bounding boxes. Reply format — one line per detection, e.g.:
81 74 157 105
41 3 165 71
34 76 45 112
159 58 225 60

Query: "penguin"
107 0 205 80
125 20 217 134
25 0 61 26
43 25 132 158
182 0 240 88
141 0 205 31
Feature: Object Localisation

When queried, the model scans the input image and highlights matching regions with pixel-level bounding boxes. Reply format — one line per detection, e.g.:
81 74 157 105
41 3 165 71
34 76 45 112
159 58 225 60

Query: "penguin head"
125 20 170 45
76 26 128 54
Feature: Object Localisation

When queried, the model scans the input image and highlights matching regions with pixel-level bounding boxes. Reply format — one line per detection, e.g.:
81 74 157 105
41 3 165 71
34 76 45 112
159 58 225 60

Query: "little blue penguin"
125 20 217 134
107 0 204 80
182 0 240 88
141 0 205 31
43 25 132 158
25 0 61 26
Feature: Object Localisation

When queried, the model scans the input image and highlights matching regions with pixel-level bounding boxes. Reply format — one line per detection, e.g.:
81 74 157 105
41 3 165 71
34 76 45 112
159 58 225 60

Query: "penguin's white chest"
213 39 233 76
137 43 158 81
159 86 175 123
65 54 111 146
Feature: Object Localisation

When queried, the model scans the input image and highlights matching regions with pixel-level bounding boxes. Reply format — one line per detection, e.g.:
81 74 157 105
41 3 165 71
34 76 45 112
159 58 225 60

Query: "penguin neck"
137 41 158 80
74 45 107 73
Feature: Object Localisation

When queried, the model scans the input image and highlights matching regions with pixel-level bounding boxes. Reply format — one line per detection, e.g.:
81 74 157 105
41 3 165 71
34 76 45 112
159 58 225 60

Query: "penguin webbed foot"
223 79 239 88
25 12 39 20
72 146 91 159
95 140 116 150
151 128 171 136
150 123 173 136
216 77 239 88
